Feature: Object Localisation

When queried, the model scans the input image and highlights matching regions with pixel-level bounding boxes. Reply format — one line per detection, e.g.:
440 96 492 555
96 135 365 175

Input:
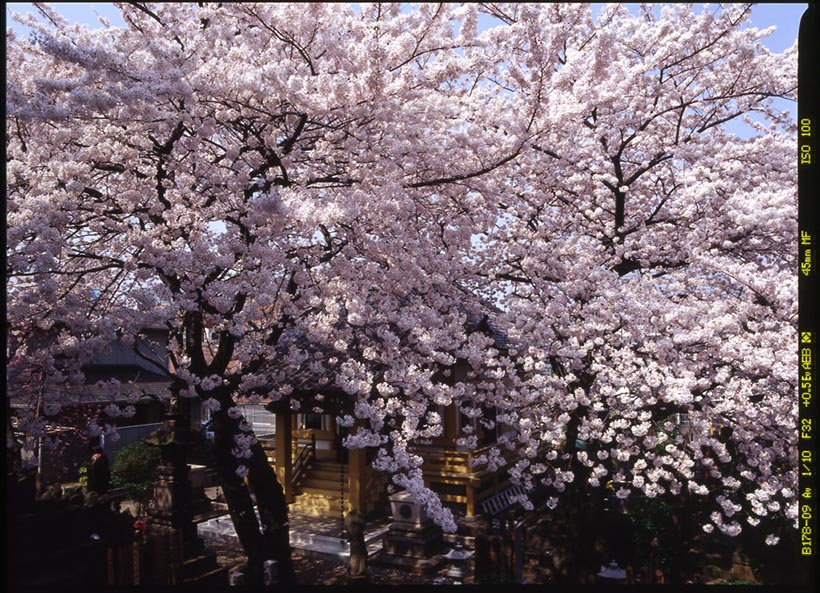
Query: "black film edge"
797 2 819 589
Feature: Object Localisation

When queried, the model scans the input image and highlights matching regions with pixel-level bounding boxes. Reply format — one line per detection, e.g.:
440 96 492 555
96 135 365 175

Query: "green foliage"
77 464 88 488
626 495 674 566
111 440 161 508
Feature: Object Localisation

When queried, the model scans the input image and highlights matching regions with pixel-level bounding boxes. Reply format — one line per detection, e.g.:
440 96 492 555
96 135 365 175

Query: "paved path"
197 508 392 559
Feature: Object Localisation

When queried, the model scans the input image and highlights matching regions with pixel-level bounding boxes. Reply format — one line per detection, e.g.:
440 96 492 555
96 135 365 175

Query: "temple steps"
300 477 347 491
291 494 347 516
178 553 219 581
295 485 347 498
290 459 351 517
306 470 348 483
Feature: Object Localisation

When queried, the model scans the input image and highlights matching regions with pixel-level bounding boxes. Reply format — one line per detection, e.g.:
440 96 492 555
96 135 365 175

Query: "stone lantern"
145 408 199 540
143 391 225 585
443 541 474 583
597 561 627 584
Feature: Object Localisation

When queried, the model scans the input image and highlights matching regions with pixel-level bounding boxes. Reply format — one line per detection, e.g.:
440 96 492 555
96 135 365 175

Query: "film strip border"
798 3 818 588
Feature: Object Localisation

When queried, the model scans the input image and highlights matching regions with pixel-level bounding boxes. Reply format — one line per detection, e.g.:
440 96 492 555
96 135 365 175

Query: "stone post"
345 510 368 582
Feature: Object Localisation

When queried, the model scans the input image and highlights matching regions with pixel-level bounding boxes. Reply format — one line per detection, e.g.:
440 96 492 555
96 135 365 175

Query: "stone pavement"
197 508 392 560
197 486 481 581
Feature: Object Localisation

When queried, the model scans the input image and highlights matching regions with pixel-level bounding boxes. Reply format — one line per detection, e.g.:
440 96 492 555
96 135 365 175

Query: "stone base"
382 524 444 558
372 521 445 575
446 565 470 580
370 551 445 575
147 524 226 586
389 519 440 533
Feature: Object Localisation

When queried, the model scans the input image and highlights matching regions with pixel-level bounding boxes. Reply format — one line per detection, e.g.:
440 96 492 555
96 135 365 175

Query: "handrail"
291 431 316 488
479 483 526 516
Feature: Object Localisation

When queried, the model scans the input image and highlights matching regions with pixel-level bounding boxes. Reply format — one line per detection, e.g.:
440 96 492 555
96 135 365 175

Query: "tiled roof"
9 380 172 408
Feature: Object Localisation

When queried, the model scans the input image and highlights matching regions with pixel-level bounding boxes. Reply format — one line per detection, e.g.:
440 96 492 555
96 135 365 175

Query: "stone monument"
372 490 445 574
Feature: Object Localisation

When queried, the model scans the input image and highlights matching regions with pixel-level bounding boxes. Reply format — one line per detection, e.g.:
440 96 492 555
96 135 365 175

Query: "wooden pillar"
275 410 294 504
445 404 459 443
466 478 478 516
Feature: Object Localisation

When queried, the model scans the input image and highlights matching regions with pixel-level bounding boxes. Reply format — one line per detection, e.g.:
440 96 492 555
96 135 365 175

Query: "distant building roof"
8 379 171 409
83 364 170 383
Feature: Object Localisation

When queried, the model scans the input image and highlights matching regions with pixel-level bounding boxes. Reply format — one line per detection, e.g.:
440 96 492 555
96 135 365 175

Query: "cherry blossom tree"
458 1 798 553
7 2 797 581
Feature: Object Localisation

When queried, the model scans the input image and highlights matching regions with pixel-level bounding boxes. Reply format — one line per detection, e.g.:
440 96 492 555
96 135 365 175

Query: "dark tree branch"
407 146 523 188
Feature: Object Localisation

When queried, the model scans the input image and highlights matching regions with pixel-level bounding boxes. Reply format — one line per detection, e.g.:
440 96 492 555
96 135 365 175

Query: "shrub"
111 440 161 512
625 494 675 568
77 464 88 488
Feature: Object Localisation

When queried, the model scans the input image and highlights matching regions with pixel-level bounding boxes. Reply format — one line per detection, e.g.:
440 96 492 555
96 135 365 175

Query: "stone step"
311 461 349 472
294 485 347 498
304 468 348 482
292 495 345 513
290 527 389 559
308 472 347 483
198 512 389 559
294 488 340 500
291 506 345 516
177 553 219 581
300 477 347 491
291 505 344 517
294 486 347 500
290 503 347 517
183 566 229 586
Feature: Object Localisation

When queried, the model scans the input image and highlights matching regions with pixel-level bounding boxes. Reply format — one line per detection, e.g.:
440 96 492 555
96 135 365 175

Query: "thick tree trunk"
180 305 294 585
211 409 266 585
561 392 600 584
210 405 293 586
247 440 294 583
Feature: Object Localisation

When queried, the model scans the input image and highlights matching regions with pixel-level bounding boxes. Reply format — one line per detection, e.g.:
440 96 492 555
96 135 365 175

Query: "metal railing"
479 483 527 516
291 432 316 489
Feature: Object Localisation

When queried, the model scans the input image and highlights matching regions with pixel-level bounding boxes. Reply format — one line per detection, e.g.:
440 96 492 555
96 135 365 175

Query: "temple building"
218 309 522 518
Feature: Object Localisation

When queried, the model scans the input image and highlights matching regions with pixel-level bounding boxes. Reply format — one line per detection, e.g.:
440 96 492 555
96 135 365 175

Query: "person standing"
87 446 111 494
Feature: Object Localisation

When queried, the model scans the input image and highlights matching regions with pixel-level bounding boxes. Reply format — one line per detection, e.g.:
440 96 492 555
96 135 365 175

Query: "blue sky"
7 3 805 52
7 2 804 136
